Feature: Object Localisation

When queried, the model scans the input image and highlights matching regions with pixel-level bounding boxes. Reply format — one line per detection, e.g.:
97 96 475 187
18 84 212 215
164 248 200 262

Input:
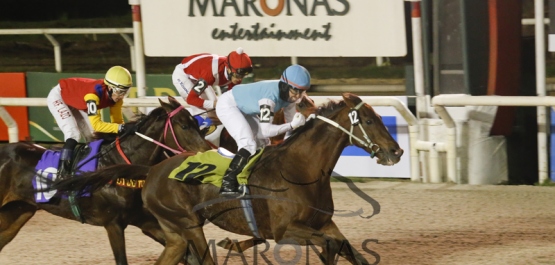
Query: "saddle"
168 147 264 187
34 140 104 203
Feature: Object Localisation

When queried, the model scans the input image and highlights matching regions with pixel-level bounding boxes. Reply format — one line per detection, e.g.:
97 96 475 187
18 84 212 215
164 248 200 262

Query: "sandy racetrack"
2 181 555 265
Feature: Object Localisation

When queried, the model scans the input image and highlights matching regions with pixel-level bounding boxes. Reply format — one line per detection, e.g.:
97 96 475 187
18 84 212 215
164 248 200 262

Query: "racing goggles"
108 84 130 96
288 86 305 97
230 66 253 79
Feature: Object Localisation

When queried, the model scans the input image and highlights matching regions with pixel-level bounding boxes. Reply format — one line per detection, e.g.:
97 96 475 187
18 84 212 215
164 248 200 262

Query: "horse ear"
159 98 172 112
342 92 362 108
295 95 318 116
167 96 183 108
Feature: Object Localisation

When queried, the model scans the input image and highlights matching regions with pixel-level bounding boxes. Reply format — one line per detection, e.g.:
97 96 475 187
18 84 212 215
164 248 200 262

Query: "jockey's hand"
290 112 306 130
118 123 138 137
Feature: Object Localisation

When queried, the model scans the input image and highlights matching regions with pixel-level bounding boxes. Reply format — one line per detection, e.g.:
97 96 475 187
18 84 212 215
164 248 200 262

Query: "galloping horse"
0 96 211 265
50 93 403 264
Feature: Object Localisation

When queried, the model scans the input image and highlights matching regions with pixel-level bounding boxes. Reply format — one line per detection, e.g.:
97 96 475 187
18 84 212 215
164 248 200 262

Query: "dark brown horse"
50 93 403 264
0 96 211 265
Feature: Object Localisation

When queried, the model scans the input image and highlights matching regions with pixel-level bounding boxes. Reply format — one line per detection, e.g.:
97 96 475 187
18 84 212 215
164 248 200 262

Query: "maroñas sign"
140 0 407 57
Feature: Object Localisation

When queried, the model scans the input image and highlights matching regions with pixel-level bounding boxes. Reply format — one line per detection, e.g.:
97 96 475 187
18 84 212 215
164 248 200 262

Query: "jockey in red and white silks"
216 64 311 197
171 47 253 116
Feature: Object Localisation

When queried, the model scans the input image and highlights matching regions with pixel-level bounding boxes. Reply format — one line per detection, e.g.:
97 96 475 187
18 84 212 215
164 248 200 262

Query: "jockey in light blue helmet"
278 64 311 103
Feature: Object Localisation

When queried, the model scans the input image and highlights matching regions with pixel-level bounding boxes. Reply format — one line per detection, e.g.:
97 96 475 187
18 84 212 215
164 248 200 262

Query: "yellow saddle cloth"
168 148 264 187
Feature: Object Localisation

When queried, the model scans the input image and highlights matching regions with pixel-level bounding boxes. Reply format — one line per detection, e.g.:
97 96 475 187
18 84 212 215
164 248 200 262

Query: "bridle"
315 101 380 158
117 105 189 164
162 105 188 153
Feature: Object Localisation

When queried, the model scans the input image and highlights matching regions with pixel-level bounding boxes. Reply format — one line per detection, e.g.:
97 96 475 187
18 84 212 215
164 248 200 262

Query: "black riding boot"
219 148 251 197
58 138 78 178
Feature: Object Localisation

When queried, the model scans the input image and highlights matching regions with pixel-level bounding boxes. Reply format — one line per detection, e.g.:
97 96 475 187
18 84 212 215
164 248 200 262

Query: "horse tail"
42 164 150 196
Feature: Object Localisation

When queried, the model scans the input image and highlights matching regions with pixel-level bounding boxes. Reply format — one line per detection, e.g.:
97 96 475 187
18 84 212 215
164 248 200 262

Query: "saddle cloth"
33 140 104 203
168 147 264 187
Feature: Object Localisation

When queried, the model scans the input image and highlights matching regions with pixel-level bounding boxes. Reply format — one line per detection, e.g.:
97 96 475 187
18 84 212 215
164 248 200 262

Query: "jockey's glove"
118 123 138 137
290 112 306 130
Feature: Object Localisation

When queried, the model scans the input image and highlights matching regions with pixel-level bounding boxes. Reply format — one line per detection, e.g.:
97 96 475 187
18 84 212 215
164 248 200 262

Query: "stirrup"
219 185 246 198
219 180 240 197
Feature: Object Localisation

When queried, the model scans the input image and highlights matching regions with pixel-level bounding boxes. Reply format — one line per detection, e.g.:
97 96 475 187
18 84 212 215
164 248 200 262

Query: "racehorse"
48 93 403 264
0 96 211 265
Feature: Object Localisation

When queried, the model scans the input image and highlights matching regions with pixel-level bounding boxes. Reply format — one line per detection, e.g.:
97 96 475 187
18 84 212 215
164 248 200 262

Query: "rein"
315 101 380 158
115 137 132 164
117 105 189 164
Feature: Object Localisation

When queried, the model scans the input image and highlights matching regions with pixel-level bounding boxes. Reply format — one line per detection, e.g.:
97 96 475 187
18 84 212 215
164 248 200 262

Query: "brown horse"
0 96 211 265
49 93 403 264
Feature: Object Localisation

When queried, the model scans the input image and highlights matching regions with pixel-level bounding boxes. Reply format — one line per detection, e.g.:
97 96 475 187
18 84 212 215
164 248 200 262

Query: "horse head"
156 96 212 153
296 95 318 118
341 92 403 165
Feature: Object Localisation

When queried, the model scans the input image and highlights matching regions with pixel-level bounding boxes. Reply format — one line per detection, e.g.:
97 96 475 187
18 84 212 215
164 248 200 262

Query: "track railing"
0 28 134 73
433 94 555 184
0 96 423 181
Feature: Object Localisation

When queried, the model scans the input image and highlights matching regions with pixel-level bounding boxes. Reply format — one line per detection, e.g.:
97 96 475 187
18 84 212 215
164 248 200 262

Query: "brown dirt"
2 181 555 265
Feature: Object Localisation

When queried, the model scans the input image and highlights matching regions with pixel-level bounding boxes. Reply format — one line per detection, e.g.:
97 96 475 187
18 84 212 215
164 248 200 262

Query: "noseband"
315 101 380 158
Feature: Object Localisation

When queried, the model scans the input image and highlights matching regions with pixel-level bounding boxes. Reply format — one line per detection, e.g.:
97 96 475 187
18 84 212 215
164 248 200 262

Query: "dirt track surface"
2 181 555 265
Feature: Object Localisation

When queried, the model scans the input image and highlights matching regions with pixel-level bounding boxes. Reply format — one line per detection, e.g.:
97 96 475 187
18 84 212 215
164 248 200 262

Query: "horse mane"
252 99 346 170
91 106 170 141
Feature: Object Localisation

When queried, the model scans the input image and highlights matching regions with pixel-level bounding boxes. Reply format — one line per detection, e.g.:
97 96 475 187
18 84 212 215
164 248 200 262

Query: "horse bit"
315 101 380 158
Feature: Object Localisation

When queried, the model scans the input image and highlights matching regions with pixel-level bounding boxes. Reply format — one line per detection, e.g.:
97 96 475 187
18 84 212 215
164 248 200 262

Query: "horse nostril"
392 148 404 157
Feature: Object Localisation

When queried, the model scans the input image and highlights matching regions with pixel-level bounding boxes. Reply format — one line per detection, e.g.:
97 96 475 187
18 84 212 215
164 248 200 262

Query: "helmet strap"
278 81 290 101
107 86 115 102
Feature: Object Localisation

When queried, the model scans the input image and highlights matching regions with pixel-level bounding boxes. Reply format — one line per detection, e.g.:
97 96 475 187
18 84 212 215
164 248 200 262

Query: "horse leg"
278 221 373 265
154 219 214 265
319 220 375 265
137 220 201 265
217 237 266 253
275 222 350 265
104 223 129 265
180 226 215 265
0 201 37 251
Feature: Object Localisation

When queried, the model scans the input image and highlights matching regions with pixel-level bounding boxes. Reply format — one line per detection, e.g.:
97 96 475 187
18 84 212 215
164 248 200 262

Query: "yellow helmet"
104 66 132 90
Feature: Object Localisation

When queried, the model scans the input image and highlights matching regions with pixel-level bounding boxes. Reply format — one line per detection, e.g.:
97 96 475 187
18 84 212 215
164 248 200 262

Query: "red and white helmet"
226 47 253 77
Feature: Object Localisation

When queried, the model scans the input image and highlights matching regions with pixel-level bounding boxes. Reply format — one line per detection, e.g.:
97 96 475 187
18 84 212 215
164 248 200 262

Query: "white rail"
433 95 554 184
1 96 422 181
0 97 188 143
0 28 134 73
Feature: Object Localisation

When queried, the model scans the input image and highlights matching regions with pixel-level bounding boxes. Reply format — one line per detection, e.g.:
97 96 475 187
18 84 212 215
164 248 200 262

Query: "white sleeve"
175 75 195 100
202 86 218 109
257 98 293 138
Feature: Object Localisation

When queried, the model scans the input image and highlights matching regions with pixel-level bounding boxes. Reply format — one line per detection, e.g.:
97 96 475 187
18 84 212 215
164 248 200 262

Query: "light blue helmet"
280 65 311 90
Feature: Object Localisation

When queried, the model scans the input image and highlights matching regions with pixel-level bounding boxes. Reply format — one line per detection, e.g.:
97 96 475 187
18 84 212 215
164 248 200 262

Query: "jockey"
216 64 311 197
172 47 253 128
46 65 136 175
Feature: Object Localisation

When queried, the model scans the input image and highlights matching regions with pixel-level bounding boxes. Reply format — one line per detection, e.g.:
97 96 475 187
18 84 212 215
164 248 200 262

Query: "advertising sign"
140 0 407 57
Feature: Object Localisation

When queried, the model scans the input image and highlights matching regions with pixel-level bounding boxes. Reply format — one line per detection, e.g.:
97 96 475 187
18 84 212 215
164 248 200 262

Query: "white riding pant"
172 66 217 116
216 92 269 156
47 85 93 141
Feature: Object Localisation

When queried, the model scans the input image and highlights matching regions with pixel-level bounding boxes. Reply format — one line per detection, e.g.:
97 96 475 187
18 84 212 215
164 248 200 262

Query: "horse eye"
181 124 189 130
366 120 373 125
